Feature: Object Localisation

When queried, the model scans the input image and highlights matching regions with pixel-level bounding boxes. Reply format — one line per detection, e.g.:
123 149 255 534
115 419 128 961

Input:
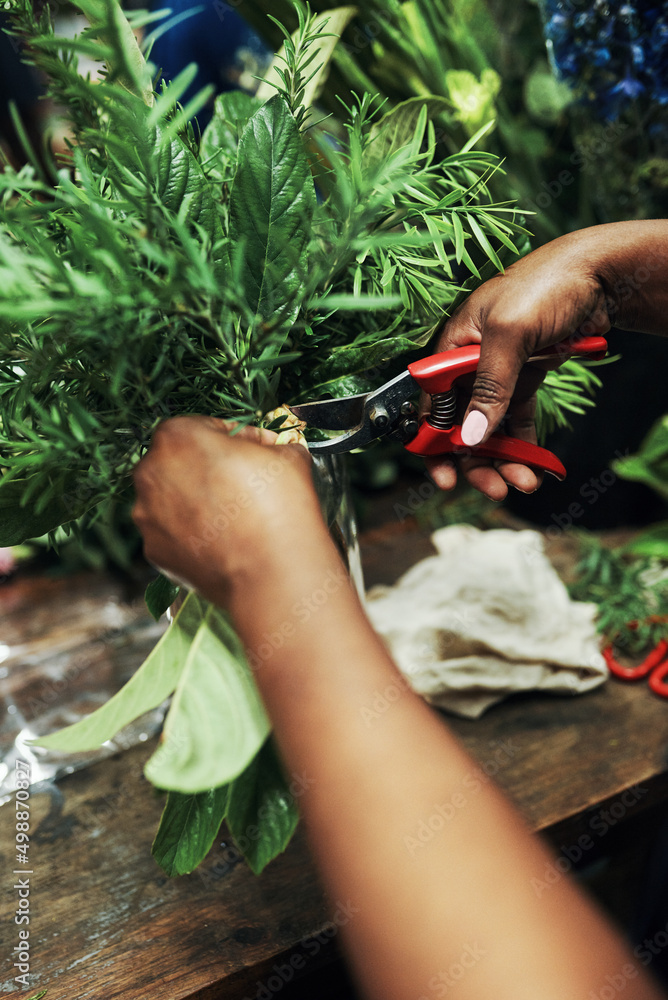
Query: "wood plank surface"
1 741 332 999
1 524 667 999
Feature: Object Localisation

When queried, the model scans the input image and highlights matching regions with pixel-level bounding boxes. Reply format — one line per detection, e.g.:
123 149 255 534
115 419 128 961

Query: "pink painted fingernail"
461 411 488 446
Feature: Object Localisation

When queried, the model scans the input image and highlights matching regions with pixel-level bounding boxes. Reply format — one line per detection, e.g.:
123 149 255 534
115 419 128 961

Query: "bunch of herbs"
0 0 582 874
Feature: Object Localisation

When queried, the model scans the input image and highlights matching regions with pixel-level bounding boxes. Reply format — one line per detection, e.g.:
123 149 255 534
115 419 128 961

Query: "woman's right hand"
425 220 668 500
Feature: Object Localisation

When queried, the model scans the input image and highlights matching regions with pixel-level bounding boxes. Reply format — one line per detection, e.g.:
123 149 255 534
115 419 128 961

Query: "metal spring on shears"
428 389 456 429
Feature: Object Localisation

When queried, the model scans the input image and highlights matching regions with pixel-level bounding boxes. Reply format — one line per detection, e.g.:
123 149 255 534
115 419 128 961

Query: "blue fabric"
149 1 267 127
0 16 41 112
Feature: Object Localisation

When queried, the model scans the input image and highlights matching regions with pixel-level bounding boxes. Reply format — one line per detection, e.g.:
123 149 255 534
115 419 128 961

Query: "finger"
460 337 529 447
497 386 543 493
494 461 540 494
231 424 280 446
435 311 482 352
460 459 509 502
205 417 281 449
424 456 457 491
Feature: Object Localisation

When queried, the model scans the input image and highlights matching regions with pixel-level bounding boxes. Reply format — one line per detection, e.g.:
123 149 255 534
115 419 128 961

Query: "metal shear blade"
290 370 419 454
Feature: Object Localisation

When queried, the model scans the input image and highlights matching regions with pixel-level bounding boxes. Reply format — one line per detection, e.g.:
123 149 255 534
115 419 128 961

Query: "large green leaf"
0 475 97 546
228 94 316 336
34 592 270 793
144 594 271 793
200 91 264 182
32 596 191 752
152 785 229 876
154 131 226 270
226 737 299 875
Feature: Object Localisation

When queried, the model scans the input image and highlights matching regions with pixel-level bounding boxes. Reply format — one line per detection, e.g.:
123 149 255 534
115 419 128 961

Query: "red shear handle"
404 424 567 480
648 659 668 697
408 336 608 394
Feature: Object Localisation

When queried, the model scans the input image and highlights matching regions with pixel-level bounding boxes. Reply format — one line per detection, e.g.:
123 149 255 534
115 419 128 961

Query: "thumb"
460 340 528 446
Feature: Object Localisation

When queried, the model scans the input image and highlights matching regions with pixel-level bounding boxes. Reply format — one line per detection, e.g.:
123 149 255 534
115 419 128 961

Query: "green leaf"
367 96 452 165
226 737 299 875
152 785 229 876
155 130 226 266
200 91 264 180
310 293 402 311
613 456 668 500
465 212 503 271
445 68 500 136
145 573 181 621
144 594 271 793
228 95 316 335
256 6 357 111
629 415 668 465
31 595 192 752
612 416 668 500
624 521 668 559
0 475 98 546
451 211 465 264
524 61 573 126
306 336 418 394
70 0 154 105
423 213 453 275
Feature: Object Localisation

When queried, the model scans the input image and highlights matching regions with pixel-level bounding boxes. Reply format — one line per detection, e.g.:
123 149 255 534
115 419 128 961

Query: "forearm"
217 530 664 1000
551 219 668 336
132 420 666 999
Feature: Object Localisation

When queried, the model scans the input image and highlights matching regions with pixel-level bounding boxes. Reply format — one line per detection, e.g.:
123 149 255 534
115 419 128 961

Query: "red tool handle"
407 336 608 394
403 335 608 478
404 424 567 479
648 658 668 698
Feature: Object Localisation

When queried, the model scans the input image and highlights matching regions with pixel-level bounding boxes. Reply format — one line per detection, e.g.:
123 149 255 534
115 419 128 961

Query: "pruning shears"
290 335 608 480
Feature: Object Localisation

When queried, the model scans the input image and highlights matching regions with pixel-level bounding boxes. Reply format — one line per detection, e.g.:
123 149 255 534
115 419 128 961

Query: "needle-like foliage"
0 1 531 546
0 0 587 875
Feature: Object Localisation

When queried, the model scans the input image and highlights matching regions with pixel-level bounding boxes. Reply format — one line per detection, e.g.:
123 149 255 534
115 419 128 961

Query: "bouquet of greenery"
0 0 595 874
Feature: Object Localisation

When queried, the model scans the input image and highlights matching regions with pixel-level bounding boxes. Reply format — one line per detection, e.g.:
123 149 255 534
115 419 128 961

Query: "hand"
132 416 322 605
427 232 611 500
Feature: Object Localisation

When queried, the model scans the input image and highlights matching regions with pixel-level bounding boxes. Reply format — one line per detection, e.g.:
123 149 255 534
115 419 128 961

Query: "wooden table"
1 524 668 999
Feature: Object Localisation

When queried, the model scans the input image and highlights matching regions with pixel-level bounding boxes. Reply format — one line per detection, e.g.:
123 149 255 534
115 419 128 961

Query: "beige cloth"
366 525 607 718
